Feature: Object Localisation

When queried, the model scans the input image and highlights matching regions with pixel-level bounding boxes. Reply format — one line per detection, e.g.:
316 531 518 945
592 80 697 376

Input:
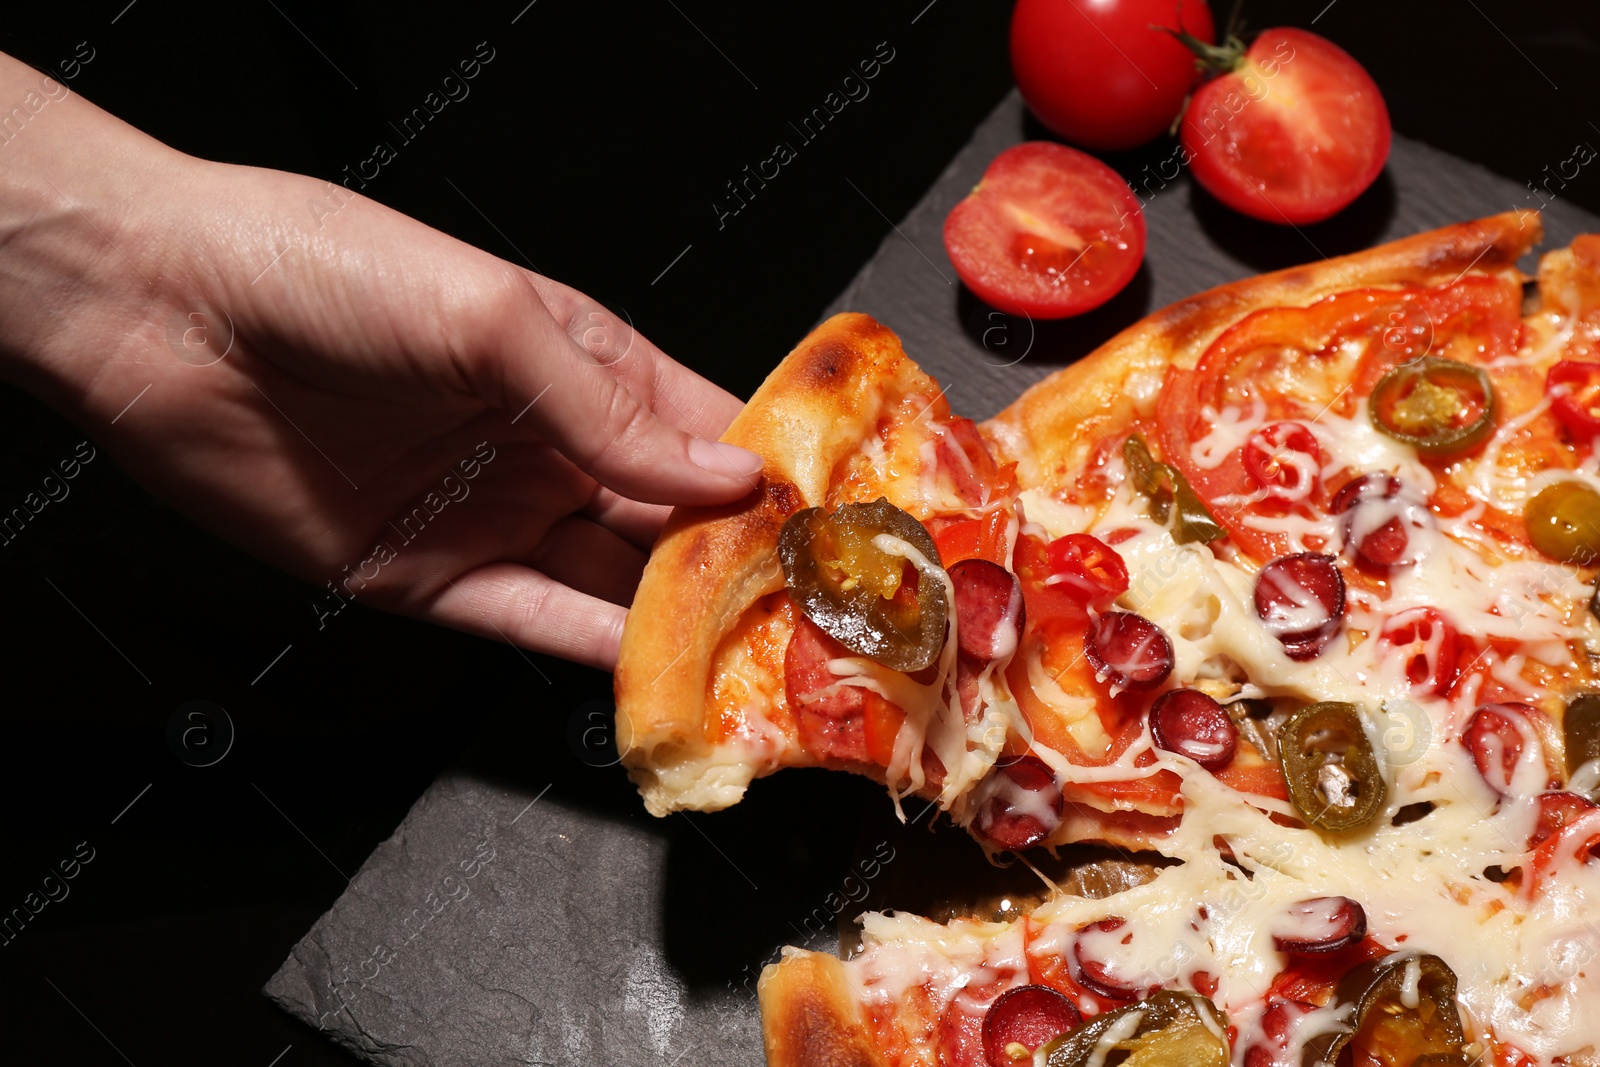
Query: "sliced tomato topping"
1212 756 1290 801
1155 276 1522 564
861 690 906 767
1244 421 1323 503
930 508 1012 567
1014 532 1091 626
1378 607 1461 696
1530 791 1599 850
1044 533 1130 609
1462 703 1538 796
1529 808 1600 898
1548 360 1600 439
1005 623 1183 813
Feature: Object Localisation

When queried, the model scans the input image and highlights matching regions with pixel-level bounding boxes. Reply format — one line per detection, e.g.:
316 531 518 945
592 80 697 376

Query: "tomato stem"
1156 0 1250 76
1158 23 1246 74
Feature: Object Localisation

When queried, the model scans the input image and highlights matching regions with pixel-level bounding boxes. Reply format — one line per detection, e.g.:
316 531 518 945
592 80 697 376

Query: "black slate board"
265 90 1600 1067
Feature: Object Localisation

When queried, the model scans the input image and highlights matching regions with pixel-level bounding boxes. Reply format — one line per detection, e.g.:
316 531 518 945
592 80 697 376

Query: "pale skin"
0 51 761 670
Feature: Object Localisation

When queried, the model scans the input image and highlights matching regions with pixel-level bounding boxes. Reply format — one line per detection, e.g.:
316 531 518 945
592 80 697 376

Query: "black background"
0 2 1595 1064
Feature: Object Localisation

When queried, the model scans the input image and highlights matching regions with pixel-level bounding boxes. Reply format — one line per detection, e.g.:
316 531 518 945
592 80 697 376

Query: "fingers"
583 488 673 551
480 275 762 507
524 274 745 440
526 515 648 606
426 562 627 671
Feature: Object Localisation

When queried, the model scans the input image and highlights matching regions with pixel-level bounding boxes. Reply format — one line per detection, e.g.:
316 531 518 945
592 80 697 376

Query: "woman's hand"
0 51 759 669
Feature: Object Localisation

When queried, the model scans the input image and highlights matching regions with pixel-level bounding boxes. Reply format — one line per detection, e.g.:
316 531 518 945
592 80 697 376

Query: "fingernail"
689 438 763 478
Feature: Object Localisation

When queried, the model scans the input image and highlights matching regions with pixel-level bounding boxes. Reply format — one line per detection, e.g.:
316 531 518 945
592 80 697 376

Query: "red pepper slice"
1547 360 1600 438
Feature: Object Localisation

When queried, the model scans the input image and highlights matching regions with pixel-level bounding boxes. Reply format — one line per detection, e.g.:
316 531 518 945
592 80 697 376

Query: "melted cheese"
839 379 1600 1064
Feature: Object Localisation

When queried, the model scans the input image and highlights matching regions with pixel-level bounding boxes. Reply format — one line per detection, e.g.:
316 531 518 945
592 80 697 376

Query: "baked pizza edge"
758 948 890 1067
980 210 1543 480
613 311 937 816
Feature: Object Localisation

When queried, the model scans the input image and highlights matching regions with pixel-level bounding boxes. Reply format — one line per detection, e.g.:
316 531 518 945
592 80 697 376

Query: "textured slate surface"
265 90 1600 1067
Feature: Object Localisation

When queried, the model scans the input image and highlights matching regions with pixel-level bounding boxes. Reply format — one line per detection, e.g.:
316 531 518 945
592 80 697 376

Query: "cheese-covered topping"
840 378 1600 1064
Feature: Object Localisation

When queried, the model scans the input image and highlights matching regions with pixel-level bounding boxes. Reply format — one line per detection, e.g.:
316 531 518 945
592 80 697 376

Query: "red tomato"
1044 533 1130 609
1243 421 1322 502
1181 29 1391 224
929 509 1012 567
1009 0 1215 152
1547 360 1600 438
1462 703 1537 796
1014 533 1090 626
944 142 1146 319
1378 607 1461 697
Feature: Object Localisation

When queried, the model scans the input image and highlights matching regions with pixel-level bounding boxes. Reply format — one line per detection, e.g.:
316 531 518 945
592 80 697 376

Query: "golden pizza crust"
758 948 890 1067
614 312 939 816
981 211 1542 484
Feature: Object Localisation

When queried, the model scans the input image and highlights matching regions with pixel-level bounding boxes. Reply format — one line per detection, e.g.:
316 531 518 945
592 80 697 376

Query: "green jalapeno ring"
1302 954 1466 1067
1564 693 1600 796
1123 434 1225 546
1524 480 1600 565
1043 990 1228 1067
778 497 948 673
1369 356 1497 456
1278 701 1387 833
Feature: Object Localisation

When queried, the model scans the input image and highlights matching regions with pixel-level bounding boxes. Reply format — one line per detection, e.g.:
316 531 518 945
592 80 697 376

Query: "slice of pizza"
614 312 1037 828
753 213 1600 1067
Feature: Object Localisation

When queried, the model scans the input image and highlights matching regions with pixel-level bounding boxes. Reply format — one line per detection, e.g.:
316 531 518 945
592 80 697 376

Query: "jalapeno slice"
1565 693 1600 793
778 497 948 673
1301 954 1466 1067
1123 434 1225 545
1524 481 1600 565
1369 357 1496 456
1042 990 1228 1067
1278 701 1387 832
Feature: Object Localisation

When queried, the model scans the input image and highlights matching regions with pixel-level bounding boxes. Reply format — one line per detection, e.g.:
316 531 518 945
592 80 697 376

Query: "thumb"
490 281 763 506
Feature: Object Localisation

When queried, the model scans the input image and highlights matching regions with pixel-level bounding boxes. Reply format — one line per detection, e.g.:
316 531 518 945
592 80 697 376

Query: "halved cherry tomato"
1529 808 1600 898
1009 0 1215 152
1014 533 1090 626
930 509 1012 567
1181 28 1390 224
1462 703 1537 796
1529 791 1598 850
1378 607 1461 697
1547 360 1600 439
1244 422 1322 502
944 142 1146 319
1045 533 1130 609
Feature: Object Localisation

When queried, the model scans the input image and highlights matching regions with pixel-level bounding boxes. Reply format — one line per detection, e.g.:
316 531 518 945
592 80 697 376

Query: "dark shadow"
957 261 1154 370
1191 168 1398 272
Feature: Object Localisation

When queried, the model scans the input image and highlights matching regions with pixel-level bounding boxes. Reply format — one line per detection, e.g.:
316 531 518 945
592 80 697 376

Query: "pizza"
614 210 1600 1067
